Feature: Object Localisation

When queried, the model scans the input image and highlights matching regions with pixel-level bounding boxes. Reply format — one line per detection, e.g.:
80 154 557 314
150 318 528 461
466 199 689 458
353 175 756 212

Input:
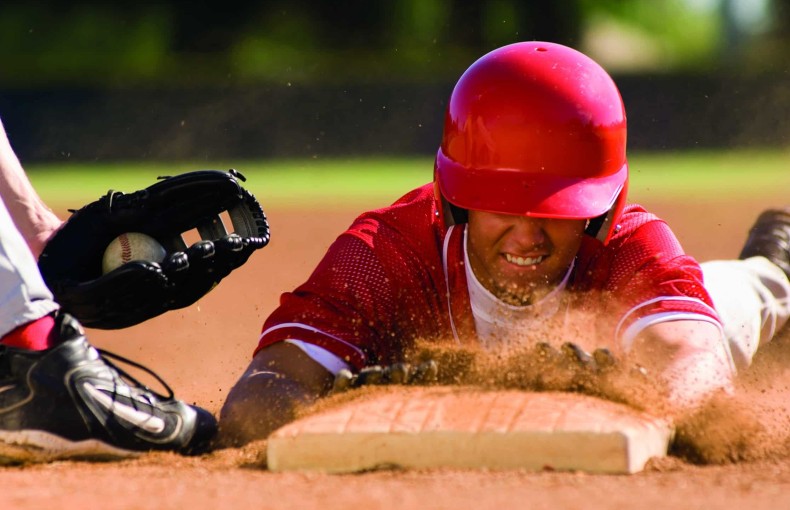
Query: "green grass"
626 150 790 200
27 158 430 208
26 150 790 207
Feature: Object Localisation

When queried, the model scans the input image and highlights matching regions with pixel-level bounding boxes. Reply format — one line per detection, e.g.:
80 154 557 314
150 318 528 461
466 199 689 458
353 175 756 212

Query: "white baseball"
102 232 167 274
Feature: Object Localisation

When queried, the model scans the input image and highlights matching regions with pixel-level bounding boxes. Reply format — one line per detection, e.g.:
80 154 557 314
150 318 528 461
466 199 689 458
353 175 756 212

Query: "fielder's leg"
0 193 217 462
0 193 59 336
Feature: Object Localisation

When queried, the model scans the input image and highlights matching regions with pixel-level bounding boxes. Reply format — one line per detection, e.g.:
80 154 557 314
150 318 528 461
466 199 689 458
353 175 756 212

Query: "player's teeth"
506 253 543 266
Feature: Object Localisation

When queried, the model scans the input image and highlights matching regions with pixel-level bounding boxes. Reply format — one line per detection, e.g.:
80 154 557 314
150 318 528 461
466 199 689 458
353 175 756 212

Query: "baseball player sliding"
219 41 790 446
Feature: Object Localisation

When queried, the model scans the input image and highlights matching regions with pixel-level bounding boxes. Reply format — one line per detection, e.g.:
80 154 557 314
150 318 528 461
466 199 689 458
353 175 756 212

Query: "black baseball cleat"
739 208 790 280
0 313 217 464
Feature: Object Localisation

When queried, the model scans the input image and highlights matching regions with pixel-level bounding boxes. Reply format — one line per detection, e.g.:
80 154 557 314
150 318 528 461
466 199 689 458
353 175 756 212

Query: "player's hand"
331 360 439 393
527 341 653 403
534 341 616 371
527 342 619 392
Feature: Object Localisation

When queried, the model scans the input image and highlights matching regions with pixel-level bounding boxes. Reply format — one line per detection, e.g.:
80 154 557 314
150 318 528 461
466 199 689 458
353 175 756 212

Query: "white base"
267 388 673 474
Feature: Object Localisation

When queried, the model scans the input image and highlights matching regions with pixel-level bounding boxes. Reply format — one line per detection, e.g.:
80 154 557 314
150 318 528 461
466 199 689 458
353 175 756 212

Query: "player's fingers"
332 368 355 393
561 342 595 369
528 342 576 391
355 365 384 386
411 360 439 385
592 348 617 370
387 362 411 384
533 341 560 363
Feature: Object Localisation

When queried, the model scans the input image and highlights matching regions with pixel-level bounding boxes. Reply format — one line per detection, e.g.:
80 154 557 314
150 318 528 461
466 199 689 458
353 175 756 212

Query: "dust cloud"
671 333 790 464
303 332 790 466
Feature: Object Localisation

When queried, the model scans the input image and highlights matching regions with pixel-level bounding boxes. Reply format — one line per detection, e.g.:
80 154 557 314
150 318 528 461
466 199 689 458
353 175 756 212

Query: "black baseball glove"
38 169 270 329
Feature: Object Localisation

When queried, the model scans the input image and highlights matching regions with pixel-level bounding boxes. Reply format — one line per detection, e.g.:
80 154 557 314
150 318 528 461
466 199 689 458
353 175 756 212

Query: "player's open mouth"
505 253 544 266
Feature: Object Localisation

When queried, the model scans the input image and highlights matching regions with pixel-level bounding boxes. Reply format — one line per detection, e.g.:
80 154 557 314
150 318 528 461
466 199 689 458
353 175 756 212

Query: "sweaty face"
466 210 586 306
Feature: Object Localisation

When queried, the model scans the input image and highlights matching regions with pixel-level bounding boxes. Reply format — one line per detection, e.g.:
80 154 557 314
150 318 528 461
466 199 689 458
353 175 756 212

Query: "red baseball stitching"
120 234 132 264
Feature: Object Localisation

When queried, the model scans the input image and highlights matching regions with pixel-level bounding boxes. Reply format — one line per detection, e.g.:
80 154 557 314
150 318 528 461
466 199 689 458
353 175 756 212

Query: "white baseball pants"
0 194 58 338
702 256 790 370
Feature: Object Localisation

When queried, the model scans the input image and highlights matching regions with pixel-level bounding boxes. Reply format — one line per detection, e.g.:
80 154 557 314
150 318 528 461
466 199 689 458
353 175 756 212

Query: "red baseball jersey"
257 184 720 369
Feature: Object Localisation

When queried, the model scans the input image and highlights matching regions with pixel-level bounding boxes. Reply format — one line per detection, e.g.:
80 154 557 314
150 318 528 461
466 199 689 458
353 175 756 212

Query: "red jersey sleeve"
574 205 721 349
257 185 451 369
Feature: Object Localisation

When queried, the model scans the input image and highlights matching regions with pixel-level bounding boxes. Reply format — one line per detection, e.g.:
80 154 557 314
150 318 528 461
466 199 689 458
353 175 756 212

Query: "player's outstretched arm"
217 341 334 447
630 319 735 412
0 117 62 257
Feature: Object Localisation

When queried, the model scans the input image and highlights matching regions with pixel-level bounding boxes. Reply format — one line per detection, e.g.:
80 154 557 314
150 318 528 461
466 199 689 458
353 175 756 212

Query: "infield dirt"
3 194 789 510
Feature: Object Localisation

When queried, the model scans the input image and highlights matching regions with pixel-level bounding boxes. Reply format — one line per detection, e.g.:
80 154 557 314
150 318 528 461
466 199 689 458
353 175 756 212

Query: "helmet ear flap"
585 180 628 245
449 204 468 225
584 212 610 242
434 166 468 229
434 195 467 229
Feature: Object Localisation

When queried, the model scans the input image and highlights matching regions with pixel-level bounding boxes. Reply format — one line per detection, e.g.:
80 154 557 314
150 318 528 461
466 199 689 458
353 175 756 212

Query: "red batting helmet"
434 41 628 244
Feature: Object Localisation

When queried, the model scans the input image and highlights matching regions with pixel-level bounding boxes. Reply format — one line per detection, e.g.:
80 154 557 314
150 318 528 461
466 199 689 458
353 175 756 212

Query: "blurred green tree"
0 0 786 86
